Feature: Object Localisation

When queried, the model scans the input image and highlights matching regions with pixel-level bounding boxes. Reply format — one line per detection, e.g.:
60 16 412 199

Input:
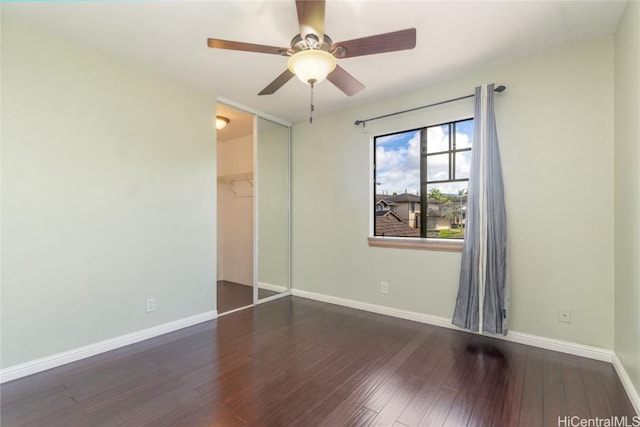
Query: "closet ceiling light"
216 116 230 130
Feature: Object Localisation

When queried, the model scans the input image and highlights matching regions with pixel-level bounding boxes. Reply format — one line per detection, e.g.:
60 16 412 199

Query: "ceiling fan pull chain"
309 79 316 124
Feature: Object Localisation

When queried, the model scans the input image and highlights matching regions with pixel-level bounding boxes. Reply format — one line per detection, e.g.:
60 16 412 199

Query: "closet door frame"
217 97 292 306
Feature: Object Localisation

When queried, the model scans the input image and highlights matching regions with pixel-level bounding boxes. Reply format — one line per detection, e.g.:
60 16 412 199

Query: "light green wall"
292 37 615 349
614 0 640 400
1 16 217 368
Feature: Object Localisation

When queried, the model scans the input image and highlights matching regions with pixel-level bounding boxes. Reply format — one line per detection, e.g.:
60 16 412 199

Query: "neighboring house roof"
376 200 399 208
381 193 442 205
375 211 421 237
386 193 420 203
375 195 399 204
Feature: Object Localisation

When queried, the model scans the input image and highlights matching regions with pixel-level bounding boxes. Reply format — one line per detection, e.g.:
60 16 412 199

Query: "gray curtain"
452 83 509 335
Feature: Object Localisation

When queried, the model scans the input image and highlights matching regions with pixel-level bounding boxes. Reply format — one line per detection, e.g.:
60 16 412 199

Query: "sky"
375 120 473 196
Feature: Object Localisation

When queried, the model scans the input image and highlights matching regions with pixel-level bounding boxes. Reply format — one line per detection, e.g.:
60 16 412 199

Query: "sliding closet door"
255 117 290 303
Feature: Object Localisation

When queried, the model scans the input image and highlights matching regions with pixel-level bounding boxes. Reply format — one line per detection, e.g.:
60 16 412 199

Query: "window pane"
426 124 449 153
375 131 420 196
426 183 467 239
455 119 473 149
426 153 449 181
374 131 421 238
455 151 472 179
425 185 444 237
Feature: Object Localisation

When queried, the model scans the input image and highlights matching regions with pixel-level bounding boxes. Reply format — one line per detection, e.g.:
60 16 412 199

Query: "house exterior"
377 193 452 230
424 207 450 230
374 196 398 215
385 193 421 227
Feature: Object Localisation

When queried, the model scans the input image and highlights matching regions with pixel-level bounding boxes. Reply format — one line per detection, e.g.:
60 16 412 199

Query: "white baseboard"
219 281 288 293
257 290 290 304
258 281 288 293
0 310 217 384
217 304 253 317
612 353 640 414
502 331 613 362
290 289 613 363
291 288 455 329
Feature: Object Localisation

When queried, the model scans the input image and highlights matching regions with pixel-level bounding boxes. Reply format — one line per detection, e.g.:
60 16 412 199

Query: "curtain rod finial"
495 85 506 92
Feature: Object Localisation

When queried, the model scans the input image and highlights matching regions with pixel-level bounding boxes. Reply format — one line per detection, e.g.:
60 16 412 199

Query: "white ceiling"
3 1 627 124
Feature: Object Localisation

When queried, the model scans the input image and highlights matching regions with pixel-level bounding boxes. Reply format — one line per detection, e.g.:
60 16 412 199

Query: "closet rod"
354 85 506 128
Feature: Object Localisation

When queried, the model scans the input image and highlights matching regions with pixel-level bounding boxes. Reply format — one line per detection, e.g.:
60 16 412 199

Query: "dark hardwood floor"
217 280 279 314
1 296 636 426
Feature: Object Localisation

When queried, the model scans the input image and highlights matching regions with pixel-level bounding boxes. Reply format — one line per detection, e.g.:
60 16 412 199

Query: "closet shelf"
218 172 253 197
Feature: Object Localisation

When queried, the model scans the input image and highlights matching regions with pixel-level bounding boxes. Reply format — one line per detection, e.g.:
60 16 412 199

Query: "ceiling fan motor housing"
288 34 334 55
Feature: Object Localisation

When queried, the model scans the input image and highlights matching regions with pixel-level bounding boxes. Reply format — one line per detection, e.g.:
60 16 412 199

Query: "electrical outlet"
380 281 389 294
146 297 156 313
558 307 571 324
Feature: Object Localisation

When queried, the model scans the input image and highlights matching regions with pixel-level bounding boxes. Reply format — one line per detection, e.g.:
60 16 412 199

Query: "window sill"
367 236 463 252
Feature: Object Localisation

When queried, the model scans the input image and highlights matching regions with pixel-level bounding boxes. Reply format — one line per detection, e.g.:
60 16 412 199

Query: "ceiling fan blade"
331 28 416 58
296 0 325 41
258 69 295 95
327 65 365 96
207 38 287 55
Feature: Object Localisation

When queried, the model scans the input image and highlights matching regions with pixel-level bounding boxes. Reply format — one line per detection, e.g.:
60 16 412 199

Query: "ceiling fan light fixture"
216 116 230 130
287 49 336 85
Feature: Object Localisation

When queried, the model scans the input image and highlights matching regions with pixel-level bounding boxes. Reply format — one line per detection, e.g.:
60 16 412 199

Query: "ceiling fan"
207 0 416 98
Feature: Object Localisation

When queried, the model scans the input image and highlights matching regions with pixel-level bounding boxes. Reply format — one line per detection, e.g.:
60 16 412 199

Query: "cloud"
376 132 411 146
456 150 471 179
426 125 449 153
375 123 472 196
376 132 420 194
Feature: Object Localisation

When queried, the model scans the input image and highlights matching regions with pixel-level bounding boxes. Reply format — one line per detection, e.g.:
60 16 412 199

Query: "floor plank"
518 347 545 425
417 385 458 426
467 397 496 427
1 296 636 426
370 375 424 426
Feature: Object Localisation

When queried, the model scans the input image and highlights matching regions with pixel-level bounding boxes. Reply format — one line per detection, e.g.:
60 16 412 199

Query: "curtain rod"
354 85 506 127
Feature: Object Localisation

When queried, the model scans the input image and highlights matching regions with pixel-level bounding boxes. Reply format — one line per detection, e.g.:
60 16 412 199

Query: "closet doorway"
216 101 291 315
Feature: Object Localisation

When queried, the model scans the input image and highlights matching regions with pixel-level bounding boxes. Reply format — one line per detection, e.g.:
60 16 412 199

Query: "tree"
441 189 468 228
427 188 448 201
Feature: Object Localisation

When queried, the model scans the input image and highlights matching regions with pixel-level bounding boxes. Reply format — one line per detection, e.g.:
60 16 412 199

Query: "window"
373 118 473 241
